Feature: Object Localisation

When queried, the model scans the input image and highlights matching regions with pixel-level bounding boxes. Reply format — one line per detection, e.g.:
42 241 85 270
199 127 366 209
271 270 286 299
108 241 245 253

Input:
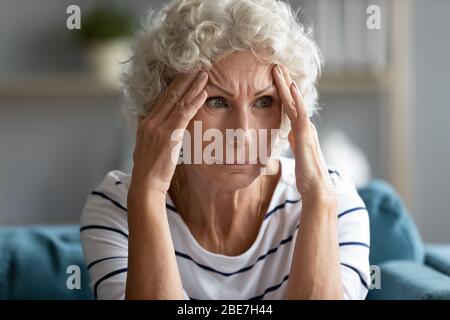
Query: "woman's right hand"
129 69 208 198
126 71 207 300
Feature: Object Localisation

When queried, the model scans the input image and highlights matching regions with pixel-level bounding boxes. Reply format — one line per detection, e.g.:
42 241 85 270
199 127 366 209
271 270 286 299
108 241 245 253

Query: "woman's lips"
213 159 258 165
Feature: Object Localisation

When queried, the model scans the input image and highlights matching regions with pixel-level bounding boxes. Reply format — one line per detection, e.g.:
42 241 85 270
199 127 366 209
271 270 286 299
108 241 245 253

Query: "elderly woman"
80 0 370 300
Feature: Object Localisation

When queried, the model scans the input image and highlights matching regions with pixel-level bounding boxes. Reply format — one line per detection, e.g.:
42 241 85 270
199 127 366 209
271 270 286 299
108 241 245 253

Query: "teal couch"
1 180 450 300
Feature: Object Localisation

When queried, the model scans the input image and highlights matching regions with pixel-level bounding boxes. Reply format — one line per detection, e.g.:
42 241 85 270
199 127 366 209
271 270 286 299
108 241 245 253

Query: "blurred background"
0 0 449 243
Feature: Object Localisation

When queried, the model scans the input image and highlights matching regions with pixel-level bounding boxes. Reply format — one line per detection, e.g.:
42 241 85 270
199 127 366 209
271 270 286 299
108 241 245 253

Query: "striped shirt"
80 156 370 300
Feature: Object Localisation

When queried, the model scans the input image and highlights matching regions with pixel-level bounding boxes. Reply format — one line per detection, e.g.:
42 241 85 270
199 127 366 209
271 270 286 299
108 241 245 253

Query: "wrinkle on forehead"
207 51 274 95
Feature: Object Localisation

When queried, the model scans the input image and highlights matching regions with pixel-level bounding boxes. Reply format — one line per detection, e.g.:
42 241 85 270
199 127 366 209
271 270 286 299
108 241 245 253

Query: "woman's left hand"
272 64 336 207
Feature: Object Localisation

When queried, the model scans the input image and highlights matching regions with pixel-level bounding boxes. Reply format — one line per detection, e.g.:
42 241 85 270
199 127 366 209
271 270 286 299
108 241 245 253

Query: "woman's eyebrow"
206 82 234 97
206 82 275 97
255 83 275 96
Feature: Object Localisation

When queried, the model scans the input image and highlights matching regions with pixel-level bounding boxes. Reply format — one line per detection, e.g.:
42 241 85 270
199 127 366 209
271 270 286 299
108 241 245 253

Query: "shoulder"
95 170 132 191
327 167 368 221
277 156 368 220
80 170 131 236
79 170 132 300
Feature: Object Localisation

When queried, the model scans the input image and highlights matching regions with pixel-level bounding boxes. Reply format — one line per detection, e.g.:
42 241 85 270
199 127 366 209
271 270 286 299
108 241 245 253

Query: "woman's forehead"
211 50 272 71
207 52 274 93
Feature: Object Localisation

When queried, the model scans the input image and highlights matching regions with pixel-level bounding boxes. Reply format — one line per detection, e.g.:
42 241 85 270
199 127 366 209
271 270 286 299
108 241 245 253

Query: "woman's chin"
187 163 262 190
216 164 261 189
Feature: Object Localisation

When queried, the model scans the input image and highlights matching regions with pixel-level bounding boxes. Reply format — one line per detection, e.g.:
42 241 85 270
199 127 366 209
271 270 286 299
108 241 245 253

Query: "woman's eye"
254 96 273 108
205 97 228 109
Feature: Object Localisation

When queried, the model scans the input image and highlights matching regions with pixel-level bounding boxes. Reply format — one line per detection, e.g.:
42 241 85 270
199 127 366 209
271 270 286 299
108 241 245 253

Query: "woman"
80 0 370 300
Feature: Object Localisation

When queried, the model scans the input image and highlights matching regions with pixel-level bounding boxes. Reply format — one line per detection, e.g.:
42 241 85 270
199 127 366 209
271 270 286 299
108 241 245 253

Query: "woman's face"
184 50 282 190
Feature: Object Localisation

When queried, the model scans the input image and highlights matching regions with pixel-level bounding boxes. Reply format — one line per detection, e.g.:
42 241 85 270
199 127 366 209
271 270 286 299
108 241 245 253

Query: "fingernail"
275 65 282 74
198 71 206 79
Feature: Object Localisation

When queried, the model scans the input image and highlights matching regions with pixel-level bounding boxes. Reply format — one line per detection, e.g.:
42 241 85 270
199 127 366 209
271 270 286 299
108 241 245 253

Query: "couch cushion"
0 225 93 299
425 244 450 276
367 260 450 300
358 180 425 265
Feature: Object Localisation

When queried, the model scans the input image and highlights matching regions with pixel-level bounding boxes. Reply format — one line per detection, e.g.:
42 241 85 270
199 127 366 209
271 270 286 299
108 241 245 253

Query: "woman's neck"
168 161 280 255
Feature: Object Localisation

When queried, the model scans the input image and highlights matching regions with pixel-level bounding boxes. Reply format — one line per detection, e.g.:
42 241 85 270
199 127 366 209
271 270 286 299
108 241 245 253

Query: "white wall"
0 99 133 225
409 0 450 243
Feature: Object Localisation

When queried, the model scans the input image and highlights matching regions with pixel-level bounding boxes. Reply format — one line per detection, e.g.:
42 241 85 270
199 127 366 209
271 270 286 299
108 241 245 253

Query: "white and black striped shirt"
80 156 370 300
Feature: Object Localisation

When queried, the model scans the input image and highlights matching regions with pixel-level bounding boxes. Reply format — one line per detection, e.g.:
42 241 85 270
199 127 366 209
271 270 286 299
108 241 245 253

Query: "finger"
160 70 206 121
149 69 200 120
272 65 297 120
168 89 208 128
180 70 208 106
190 89 208 111
150 89 176 120
151 70 198 119
289 81 309 127
165 69 203 103
279 64 293 87
162 70 207 124
276 64 298 120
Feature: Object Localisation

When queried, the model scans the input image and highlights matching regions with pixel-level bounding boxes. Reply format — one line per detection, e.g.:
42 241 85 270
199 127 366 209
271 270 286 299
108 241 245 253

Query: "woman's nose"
225 107 256 148
234 107 251 131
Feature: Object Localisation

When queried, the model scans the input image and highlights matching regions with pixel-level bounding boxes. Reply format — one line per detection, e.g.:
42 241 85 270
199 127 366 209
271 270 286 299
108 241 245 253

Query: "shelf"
0 71 389 101
318 71 388 94
0 73 121 100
